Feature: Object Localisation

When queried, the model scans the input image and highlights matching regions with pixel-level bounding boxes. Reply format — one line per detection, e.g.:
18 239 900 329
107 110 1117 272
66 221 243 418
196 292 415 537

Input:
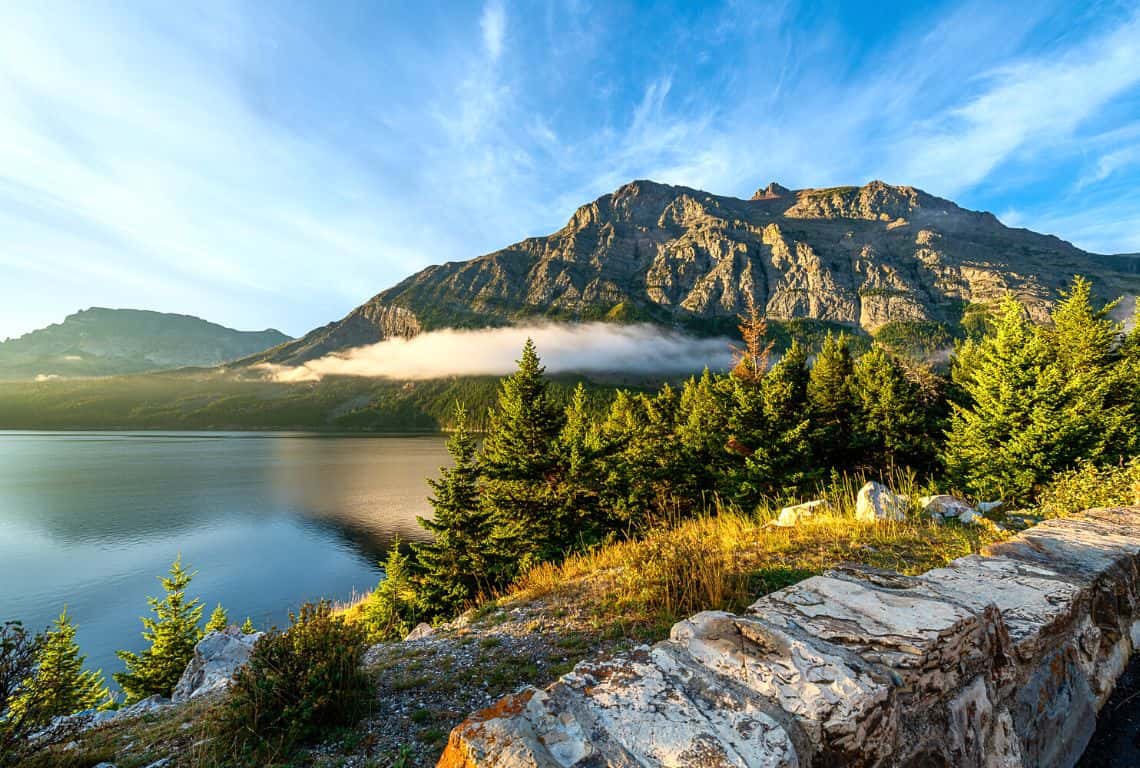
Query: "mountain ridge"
246 178 1140 365
0 307 290 380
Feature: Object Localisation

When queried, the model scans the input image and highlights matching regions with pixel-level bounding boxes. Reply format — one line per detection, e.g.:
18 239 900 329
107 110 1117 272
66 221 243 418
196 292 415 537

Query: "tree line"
368 277 1140 635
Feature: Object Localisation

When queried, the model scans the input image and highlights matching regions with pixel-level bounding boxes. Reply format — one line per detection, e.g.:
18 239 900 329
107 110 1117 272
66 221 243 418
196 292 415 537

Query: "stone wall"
438 507 1140 768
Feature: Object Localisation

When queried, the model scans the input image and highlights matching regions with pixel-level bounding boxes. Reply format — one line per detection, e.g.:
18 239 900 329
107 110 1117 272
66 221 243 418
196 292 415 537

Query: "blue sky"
2 0 1140 340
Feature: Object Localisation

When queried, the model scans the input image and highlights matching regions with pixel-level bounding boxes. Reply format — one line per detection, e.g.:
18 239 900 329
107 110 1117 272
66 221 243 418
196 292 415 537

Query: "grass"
509 472 1005 634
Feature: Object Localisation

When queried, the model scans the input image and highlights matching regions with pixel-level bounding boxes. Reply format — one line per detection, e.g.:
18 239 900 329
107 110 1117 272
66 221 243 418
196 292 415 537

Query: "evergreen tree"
1123 304 1140 430
10 610 109 721
557 383 606 536
943 297 1072 502
240 618 255 634
742 341 814 499
114 556 204 703
730 293 774 382
807 333 860 468
205 603 229 634
481 340 567 578
674 368 731 500
1046 277 1138 460
414 403 493 615
362 540 419 641
852 346 933 470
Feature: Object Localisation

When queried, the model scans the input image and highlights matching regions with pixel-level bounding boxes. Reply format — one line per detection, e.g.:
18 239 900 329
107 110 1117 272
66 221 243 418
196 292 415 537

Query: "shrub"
209 601 373 765
1035 458 1140 518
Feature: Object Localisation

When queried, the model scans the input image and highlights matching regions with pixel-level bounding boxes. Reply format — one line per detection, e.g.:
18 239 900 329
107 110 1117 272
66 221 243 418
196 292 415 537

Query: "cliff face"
255 180 1140 365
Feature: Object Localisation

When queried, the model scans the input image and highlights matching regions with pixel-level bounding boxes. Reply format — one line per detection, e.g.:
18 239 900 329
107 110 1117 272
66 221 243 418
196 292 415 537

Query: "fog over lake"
0 431 448 688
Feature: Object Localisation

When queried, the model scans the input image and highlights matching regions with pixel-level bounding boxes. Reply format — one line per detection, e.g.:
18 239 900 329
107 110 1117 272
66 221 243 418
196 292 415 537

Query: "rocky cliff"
253 180 1140 365
0 308 290 380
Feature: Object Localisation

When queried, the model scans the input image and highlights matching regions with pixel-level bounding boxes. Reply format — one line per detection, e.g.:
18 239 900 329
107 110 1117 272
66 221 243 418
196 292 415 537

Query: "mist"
255 323 735 382
1112 295 1138 332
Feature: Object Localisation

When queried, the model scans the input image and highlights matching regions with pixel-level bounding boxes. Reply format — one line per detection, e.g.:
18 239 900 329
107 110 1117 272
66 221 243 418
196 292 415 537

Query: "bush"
209 601 373 765
1035 458 1140 518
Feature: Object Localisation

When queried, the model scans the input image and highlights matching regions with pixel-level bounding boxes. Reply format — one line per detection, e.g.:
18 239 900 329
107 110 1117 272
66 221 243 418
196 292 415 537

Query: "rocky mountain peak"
752 181 792 200
781 180 961 222
247 177 1140 367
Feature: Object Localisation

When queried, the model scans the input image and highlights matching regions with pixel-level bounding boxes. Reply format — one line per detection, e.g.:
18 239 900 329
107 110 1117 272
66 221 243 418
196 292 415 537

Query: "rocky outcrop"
172 627 262 703
855 480 908 522
774 499 828 527
250 180 1140 366
440 506 1140 767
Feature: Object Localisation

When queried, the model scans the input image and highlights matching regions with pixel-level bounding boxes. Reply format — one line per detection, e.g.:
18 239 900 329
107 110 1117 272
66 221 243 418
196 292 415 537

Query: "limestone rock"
116 694 171 719
855 481 907 522
172 627 262 703
920 494 974 520
774 499 828 527
440 507 1140 768
405 622 435 641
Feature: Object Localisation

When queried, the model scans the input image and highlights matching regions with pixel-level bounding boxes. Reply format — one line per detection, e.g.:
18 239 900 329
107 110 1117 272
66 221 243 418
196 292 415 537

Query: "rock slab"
440 507 1140 768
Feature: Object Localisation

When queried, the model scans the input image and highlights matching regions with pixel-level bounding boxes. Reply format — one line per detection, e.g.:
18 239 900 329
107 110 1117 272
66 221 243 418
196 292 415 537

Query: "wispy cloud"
890 12 1140 195
1 1 1139 339
480 0 506 62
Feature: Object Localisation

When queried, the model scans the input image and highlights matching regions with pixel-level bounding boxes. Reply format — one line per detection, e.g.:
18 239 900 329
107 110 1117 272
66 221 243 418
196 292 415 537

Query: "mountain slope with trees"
0 308 289 380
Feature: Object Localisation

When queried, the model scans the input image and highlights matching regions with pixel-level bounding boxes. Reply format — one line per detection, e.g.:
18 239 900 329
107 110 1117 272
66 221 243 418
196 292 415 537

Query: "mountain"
0 308 290 380
254 179 1140 365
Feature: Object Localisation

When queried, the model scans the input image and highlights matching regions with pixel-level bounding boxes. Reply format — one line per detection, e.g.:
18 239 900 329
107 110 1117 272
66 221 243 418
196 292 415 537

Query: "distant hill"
249 179 1140 366
0 308 290 380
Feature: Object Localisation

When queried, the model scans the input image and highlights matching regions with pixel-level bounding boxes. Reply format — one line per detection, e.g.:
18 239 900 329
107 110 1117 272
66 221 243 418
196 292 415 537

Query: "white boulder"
976 500 1004 514
405 622 435 641
919 494 974 521
855 481 908 522
775 499 829 527
172 627 262 703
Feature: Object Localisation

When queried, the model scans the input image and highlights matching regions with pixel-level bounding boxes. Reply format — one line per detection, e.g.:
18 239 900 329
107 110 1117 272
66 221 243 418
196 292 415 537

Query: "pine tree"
556 383 606 537
674 368 731 499
481 340 567 576
1047 277 1138 461
10 610 109 721
114 556 204 703
943 296 1067 502
414 403 493 615
205 604 229 634
363 539 420 641
731 293 774 382
852 346 933 470
481 339 564 481
240 618 255 634
807 333 860 468
744 340 815 499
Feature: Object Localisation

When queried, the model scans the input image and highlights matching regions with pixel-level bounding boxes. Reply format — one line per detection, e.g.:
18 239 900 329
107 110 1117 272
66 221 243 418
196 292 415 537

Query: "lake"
0 431 449 690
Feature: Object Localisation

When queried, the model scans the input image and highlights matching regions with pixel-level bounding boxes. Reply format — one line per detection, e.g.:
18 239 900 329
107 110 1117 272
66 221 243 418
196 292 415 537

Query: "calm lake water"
0 431 449 689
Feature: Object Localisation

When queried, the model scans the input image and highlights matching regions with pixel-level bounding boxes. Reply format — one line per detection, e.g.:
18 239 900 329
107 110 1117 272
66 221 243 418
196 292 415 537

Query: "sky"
2 0 1140 340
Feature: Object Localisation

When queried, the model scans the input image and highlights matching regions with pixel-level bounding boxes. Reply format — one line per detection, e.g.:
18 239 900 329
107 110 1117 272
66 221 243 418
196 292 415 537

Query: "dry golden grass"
511 504 1005 634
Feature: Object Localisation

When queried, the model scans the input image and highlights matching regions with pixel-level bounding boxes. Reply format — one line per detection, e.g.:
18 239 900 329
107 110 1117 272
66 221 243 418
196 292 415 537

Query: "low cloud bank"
256 323 735 382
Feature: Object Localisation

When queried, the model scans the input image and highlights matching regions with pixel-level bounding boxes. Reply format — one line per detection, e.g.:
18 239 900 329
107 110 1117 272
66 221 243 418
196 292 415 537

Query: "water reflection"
0 431 448 687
